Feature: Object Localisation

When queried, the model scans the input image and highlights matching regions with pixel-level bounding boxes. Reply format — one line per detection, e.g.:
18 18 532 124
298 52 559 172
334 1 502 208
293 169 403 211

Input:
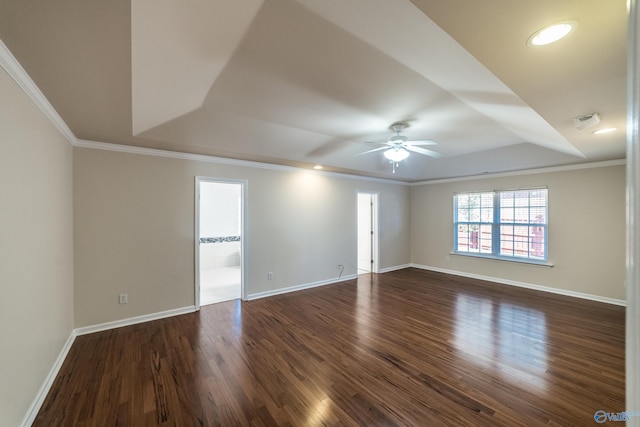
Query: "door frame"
195 176 247 310
357 191 379 273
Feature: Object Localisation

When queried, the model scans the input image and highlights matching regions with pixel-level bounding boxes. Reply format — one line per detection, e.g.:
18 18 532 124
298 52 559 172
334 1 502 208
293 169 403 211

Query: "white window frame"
453 188 549 265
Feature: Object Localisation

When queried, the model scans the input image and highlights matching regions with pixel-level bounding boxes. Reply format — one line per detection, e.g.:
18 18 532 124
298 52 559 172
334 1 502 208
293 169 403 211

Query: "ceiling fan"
358 123 441 173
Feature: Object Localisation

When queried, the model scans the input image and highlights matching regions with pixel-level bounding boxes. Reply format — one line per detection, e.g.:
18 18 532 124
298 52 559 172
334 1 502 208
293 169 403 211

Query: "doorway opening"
357 192 378 274
196 177 245 308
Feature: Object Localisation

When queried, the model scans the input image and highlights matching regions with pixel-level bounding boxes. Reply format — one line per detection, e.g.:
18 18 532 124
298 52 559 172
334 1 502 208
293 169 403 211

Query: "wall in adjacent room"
73 147 411 327
199 181 241 238
410 163 626 301
0 67 74 425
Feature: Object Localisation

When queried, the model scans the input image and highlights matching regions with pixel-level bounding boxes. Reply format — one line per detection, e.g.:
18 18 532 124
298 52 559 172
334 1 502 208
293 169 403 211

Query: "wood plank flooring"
33 268 625 426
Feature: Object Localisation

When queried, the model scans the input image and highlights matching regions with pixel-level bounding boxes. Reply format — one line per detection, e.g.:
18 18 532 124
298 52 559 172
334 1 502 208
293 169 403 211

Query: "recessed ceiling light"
593 128 617 135
313 165 323 170
527 21 577 47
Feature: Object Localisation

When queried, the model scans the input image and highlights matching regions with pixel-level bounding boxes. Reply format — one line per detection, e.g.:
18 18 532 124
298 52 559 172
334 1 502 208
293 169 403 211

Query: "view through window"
454 188 548 262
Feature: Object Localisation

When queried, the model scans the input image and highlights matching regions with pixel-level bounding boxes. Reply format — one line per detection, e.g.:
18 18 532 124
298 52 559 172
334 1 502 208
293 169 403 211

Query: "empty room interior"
1 0 639 426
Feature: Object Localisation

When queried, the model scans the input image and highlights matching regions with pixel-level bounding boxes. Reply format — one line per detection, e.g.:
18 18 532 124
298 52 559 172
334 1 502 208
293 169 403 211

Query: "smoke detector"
574 113 600 131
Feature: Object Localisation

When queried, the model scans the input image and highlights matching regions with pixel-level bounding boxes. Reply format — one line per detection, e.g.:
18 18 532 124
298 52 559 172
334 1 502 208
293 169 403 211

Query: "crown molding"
0 37 403 187
1 37 623 187
409 159 627 186
76 139 408 186
0 39 77 146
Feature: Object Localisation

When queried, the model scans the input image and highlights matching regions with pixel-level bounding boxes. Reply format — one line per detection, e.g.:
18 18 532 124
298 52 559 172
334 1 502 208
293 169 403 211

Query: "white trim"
379 264 412 274
77 139 626 187
450 252 554 267
20 331 76 427
75 139 408 186
195 177 247 310
0 39 77 146
246 275 357 300
410 263 626 306
410 159 626 186
21 305 196 425
74 306 197 336
195 179 201 309
356 191 380 274
627 0 640 420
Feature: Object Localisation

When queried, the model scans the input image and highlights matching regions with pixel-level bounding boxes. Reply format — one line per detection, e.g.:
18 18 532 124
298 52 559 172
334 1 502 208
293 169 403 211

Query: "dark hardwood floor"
34 268 625 426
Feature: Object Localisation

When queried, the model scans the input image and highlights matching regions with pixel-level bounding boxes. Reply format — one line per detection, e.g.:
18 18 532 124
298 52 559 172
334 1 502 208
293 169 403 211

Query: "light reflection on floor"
454 293 548 390
230 298 243 337
306 397 333 426
355 273 378 347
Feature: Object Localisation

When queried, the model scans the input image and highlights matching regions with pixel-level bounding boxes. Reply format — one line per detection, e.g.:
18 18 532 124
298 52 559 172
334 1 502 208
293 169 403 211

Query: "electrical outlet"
119 293 128 304
267 272 273 280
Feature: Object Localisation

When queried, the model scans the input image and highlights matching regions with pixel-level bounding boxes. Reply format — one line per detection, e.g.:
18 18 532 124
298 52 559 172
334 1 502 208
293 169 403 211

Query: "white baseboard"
246 266 415 300
74 306 197 336
21 331 77 427
21 306 197 425
246 275 357 300
379 264 411 274
410 263 626 306
19 265 623 426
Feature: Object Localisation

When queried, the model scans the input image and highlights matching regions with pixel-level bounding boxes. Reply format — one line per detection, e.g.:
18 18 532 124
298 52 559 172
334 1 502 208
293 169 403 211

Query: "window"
454 188 548 262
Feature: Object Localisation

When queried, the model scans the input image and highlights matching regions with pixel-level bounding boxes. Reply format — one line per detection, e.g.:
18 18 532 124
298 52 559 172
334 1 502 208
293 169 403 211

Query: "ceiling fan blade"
356 146 389 156
406 139 437 146
405 145 443 158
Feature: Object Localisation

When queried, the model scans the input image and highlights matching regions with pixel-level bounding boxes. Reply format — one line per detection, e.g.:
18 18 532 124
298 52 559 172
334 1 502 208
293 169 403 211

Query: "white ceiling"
0 0 627 181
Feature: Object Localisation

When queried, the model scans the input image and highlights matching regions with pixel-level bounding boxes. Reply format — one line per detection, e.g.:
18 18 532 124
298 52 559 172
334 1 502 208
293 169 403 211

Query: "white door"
357 193 378 274
195 178 246 308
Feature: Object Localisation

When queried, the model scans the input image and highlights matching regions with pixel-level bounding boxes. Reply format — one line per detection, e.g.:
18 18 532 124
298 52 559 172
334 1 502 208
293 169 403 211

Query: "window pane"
469 225 480 253
481 193 493 208
513 225 529 257
530 206 545 223
531 225 545 258
480 224 492 253
500 206 514 222
500 225 514 256
514 191 529 206
501 191 514 207
514 207 529 223
456 192 493 224
481 194 493 222
457 194 469 209
530 189 546 206
457 224 469 252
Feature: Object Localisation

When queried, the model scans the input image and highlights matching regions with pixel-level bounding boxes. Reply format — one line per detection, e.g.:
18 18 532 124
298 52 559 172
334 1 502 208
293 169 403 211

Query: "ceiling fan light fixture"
527 21 577 47
384 147 409 162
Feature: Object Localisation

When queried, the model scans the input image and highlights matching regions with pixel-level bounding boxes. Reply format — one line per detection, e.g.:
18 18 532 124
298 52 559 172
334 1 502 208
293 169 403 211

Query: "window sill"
451 252 554 267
